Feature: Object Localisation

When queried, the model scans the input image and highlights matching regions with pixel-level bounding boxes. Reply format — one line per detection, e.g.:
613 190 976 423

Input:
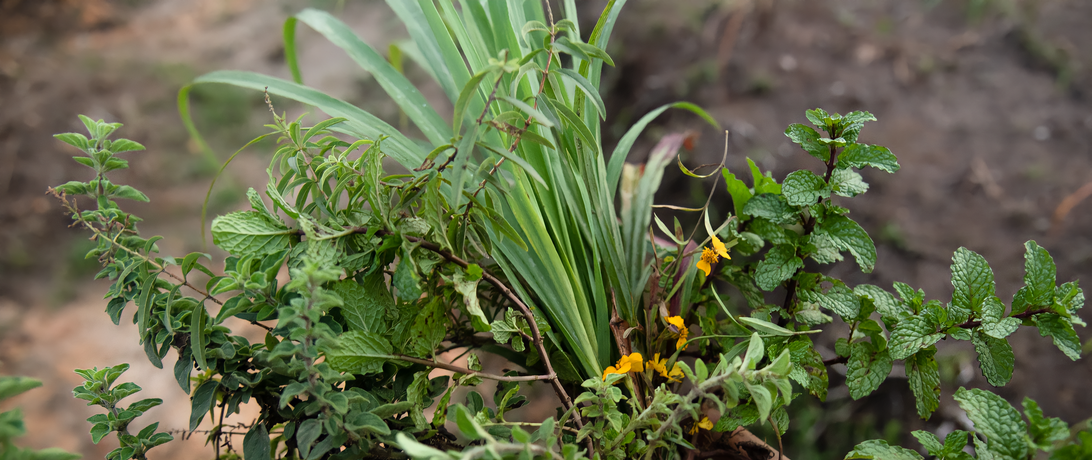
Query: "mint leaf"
454 271 488 330
906 347 941 419
819 215 876 273
913 430 973 460
755 244 803 291
332 275 391 333
743 193 796 225
854 284 908 321
325 331 393 375
840 111 877 144
888 316 943 360
1033 313 1082 360
981 298 1021 340
911 430 944 456
844 439 922 460
846 341 892 399
808 285 861 319
409 299 447 358
394 256 422 302
806 232 844 264
1024 241 1056 307
837 144 899 173
830 168 869 197
953 387 1027 460
751 218 795 246
785 124 829 162
893 281 924 312
972 330 1014 386
723 169 754 219
806 108 833 129
1023 397 1069 450
1051 430 1092 460
782 170 829 206
951 247 995 315
211 211 294 256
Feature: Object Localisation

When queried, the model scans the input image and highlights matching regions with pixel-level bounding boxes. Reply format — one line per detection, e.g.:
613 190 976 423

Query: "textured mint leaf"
840 111 877 144
906 347 941 419
980 296 1021 340
837 144 900 173
912 430 944 456
787 338 828 401
951 247 995 315
856 319 888 351
325 331 393 375
332 275 391 333
409 299 447 358
806 232 844 264
782 170 829 206
785 124 829 161
1023 241 1057 307
893 281 924 311
809 285 861 319
1033 313 1082 360
211 211 293 256
855 284 908 321
830 168 869 197
393 257 422 302
743 193 797 225
751 218 795 246
972 330 1014 386
888 316 943 360
953 387 1027 460
844 439 923 460
723 169 754 219
755 244 803 291
846 341 892 399
806 108 833 128
819 215 876 273
1023 397 1069 450
1057 281 1084 317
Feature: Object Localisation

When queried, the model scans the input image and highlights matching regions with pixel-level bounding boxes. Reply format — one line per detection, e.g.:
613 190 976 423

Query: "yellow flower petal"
602 365 619 381
603 353 643 381
711 236 730 259
697 416 714 430
624 352 644 372
696 258 711 276
666 316 685 332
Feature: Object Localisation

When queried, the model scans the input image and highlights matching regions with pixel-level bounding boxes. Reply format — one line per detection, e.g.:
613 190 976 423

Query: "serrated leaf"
840 111 877 144
844 439 923 459
211 211 293 256
1023 241 1056 307
953 387 1027 460
453 271 488 330
782 170 829 206
951 247 995 314
331 275 390 333
846 341 892 399
837 143 899 173
819 215 876 273
393 255 421 302
810 285 861 320
981 296 1021 340
888 316 943 360
784 123 829 161
723 168 754 219
1024 397 1069 450
830 168 869 197
971 330 1014 387
854 284 907 321
324 331 393 375
742 193 796 225
490 309 526 352
754 244 803 291
906 347 941 419
1033 313 1082 360
911 430 944 456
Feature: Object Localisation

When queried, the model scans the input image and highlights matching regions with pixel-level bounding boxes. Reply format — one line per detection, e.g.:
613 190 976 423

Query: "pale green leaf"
211 211 293 256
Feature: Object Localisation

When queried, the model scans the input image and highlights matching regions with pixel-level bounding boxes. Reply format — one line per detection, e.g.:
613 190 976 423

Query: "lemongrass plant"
50 1 1089 459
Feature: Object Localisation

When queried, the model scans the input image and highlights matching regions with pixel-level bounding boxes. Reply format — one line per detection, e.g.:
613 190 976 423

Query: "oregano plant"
47 2 1088 459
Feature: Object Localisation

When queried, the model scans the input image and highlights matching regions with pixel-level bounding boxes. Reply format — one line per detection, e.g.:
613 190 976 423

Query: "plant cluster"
46 1 1089 459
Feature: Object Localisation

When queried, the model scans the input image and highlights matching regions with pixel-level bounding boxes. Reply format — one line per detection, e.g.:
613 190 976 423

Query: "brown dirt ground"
2 0 1091 459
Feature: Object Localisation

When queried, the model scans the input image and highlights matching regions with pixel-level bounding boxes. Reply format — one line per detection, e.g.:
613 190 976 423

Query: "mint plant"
48 1 1088 459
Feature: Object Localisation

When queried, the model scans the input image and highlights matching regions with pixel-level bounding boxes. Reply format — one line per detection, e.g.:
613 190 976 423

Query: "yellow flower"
666 316 689 351
696 236 730 276
601 352 644 381
649 353 684 383
689 416 714 434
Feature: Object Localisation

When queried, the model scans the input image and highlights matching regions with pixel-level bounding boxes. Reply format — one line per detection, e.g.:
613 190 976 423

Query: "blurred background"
1 0 1090 458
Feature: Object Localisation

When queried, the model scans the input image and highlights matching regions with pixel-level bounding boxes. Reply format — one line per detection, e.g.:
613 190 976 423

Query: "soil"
1 0 1091 459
